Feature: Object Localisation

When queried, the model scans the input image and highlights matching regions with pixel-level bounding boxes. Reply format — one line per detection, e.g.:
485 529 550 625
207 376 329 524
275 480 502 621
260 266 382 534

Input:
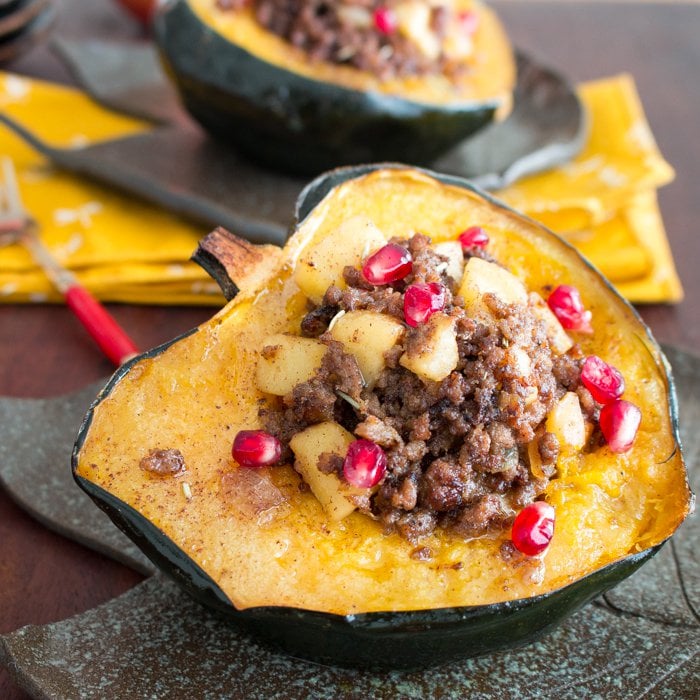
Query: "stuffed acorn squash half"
73 166 692 670
154 0 515 174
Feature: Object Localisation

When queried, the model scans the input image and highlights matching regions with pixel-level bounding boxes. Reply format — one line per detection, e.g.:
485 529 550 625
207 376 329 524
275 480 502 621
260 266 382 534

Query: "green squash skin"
153 0 502 175
72 477 659 670
72 164 687 670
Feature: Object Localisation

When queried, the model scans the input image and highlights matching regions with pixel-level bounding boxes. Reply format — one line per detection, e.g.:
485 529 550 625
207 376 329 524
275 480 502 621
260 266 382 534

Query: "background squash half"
153 0 515 174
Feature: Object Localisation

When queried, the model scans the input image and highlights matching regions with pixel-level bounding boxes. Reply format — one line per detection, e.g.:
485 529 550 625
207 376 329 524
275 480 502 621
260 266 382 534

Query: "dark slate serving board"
0 346 697 699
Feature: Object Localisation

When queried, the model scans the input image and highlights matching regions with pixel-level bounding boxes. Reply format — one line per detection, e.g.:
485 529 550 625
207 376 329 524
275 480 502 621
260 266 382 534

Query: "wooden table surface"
1 1 698 697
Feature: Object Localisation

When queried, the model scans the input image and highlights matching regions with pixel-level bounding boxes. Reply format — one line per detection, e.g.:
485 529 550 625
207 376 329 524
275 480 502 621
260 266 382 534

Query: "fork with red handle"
0 157 139 366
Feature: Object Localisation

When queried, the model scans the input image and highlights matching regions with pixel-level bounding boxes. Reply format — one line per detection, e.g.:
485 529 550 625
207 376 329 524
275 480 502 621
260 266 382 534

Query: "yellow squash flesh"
190 0 515 108
75 168 691 615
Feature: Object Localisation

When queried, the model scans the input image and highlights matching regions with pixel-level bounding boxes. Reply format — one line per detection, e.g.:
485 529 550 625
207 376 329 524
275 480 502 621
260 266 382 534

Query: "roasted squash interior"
75 169 690 615
188 0 515 107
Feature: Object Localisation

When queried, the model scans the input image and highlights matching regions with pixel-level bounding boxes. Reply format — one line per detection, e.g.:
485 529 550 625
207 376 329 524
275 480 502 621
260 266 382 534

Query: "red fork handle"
64 285 139 366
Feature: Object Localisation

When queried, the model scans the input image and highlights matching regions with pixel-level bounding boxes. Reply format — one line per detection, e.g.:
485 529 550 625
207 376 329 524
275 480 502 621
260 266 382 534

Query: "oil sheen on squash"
75 169 691 615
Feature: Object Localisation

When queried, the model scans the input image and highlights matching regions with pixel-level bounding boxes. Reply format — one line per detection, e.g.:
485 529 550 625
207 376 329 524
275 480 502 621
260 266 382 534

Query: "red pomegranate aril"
232 430 282 468
404 282 446 327
547 284 593 333
599 400 641 453
373 6 397 34
457 10 479 35
581 355 625 404
511 501 555 556
343 440 387 488
362 243 413 285
458 226 489 249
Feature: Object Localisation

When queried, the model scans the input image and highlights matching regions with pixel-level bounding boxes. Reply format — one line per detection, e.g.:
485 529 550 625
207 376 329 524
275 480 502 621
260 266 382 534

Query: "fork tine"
0 157 27 232
1 156 24 217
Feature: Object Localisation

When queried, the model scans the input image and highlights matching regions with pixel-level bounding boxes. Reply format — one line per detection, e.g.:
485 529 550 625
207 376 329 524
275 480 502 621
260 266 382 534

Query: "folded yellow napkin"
0 72 224 305
498 75 674 229
0 70 682 305
495 74 682 302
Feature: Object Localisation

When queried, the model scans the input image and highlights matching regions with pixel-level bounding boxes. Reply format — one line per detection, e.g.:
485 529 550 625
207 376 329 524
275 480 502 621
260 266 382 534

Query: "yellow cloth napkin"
495 74 682 303
0 70 682 305
0 72 224 305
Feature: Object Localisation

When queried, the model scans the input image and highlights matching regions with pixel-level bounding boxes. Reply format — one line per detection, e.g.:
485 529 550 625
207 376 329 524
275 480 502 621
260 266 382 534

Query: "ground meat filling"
216 0 477 81
263 234 588 542
139 449 186 476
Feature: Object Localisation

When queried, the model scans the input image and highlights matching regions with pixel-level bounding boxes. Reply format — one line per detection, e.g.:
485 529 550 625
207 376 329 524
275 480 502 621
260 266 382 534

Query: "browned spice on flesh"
216 0 472 80
262 234 592 543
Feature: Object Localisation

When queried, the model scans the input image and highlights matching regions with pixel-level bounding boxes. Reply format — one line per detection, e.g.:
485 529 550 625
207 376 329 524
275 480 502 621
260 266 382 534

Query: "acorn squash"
153 0 515 174
72 165 692 669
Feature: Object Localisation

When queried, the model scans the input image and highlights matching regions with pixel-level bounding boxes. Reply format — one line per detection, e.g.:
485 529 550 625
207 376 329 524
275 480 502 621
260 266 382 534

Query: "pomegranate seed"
343 440 387 488
511 501 555 556
458 226 489 249
404 282 446 327
362 243 413 286
547 285 593 333
457 10 479 35
581 355 625 404
599 400 641 453
373 6 397 34
232 430 281 468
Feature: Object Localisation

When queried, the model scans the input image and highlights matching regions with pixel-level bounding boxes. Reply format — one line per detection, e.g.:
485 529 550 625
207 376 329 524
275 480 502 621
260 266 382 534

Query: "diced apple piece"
330 310 405 387
400 313 458 382
523 386 539 406
395 1 440 60
507 346 531 378
433 241 464 282
289 422 370 520
256 334 326 396
458 257 528 319
546 392 586 453
293 216 387 303
529 293 574 355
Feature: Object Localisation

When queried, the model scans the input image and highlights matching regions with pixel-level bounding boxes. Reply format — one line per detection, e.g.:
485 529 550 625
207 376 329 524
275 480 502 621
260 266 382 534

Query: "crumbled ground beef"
140 449 186 476
355 415 403 448
300 303 338 337
262 234 592 543
410 545 433 561
318 451 344 475
217 0 472 80
539 431 560 466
